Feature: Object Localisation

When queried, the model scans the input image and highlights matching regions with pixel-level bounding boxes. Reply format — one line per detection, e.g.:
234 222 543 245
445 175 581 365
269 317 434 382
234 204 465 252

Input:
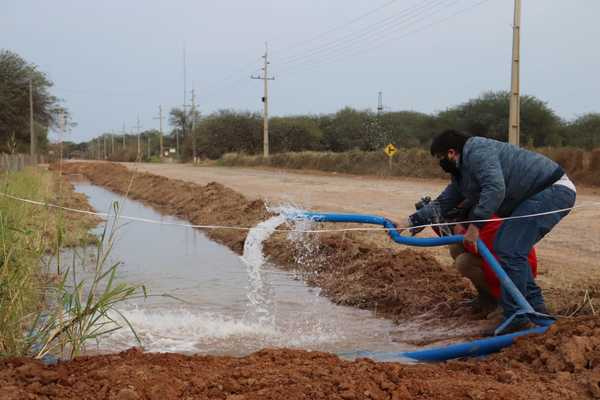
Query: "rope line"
1 190 599 234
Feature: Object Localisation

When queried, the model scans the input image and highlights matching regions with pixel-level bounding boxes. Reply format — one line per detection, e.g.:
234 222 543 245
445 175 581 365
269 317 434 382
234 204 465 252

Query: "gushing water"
240 214 287 326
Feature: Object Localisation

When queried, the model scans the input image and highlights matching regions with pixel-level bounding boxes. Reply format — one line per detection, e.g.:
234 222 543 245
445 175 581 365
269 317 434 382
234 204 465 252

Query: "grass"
220 149 444 179
0 167 142 359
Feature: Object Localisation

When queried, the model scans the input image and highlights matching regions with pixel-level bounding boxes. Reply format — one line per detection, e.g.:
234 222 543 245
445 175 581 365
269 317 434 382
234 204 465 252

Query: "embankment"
2 316 600 399
0 167 98 357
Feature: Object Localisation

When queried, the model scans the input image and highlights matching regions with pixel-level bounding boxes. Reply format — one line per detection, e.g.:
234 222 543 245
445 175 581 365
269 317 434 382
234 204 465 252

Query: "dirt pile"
2 320 599 400
54 162 472 323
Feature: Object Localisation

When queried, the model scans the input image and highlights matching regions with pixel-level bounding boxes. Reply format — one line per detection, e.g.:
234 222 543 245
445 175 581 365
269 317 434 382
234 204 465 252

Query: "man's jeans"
493 185 577 319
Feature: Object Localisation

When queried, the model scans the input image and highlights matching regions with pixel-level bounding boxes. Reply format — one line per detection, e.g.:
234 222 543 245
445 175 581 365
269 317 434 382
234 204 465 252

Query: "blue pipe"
342 326 548 362
295 211 554 362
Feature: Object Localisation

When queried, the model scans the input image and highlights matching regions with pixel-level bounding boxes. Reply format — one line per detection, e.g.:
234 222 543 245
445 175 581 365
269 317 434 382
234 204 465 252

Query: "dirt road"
125 162 600 302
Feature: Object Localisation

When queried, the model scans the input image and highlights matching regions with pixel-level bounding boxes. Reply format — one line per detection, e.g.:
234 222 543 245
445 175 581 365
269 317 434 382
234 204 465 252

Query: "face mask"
439 157 460 176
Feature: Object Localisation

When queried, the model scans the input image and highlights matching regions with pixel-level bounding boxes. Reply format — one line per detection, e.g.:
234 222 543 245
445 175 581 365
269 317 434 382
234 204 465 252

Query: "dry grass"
221 148 600 187
220 149 444 179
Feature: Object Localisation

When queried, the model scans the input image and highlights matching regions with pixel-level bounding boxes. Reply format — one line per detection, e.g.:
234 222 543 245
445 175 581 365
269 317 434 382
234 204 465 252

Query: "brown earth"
2 316 600 399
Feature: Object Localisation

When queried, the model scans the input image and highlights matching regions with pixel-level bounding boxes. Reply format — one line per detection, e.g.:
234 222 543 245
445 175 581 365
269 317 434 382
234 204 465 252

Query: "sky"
3 0 600 143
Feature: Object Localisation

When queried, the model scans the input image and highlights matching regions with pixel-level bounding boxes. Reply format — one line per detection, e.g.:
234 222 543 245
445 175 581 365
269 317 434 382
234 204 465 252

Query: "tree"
564 113 600 149
195 110 262 159
436 91 562 146
269 116 323 152
0 50 65 153
321 107 372 151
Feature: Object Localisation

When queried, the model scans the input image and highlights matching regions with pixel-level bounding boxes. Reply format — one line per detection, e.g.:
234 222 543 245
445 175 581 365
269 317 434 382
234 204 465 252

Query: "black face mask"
439 157 460 176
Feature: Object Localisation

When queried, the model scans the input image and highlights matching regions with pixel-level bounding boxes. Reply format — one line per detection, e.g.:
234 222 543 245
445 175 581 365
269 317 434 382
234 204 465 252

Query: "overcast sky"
3 0 599 143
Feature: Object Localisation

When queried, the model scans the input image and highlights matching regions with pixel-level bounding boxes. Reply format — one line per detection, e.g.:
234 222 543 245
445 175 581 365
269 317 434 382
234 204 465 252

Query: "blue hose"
296 211 554 362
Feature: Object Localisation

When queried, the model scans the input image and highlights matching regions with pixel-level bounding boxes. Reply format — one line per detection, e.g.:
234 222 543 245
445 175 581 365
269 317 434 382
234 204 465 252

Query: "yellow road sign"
384 143 397 157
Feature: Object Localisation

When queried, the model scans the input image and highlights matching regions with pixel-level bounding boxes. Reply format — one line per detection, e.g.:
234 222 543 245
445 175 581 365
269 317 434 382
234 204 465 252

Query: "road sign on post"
384 143 397 170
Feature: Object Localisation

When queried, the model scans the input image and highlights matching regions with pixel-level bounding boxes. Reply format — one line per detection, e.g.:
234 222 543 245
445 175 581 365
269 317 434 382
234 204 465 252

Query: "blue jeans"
493 185 576 319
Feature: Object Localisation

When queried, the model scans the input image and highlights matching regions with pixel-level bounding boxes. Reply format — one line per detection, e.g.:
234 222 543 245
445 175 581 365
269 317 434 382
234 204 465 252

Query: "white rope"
1 190 599 234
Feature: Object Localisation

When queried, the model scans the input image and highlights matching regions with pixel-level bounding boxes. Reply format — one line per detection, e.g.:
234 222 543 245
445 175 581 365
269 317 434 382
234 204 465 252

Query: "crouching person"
396 130 576 332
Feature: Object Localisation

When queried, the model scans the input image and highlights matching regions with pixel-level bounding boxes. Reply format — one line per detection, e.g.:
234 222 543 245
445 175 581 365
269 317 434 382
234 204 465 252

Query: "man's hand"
390 217 412 233
463 224 480 252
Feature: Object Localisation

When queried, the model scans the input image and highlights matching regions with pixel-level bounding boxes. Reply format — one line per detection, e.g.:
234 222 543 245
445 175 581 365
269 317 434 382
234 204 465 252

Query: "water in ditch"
74 183 411 357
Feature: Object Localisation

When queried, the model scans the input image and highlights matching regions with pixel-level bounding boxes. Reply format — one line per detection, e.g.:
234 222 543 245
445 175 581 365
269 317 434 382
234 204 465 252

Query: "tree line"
3 50 598 160
147 92 600 161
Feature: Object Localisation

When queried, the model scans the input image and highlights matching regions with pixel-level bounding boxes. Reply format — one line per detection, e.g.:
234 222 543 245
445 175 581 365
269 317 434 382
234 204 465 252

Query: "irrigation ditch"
1 161 599 399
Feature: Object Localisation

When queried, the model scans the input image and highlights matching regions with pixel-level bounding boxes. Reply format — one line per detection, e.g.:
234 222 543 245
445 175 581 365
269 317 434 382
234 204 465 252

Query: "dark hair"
430 130 471 157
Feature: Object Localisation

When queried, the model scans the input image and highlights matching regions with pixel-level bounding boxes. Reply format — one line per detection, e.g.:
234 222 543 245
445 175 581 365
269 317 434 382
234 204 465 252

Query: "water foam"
98 307 340 354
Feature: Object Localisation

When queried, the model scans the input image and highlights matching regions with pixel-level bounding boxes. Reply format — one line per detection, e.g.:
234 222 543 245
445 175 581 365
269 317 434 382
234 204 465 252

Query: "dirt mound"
498 317 600 373
2 338 598 400
54 162 472 324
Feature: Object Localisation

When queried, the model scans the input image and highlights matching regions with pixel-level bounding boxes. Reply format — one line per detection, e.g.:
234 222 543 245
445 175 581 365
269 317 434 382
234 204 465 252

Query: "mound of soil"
54 162 472 324
2 317 599 400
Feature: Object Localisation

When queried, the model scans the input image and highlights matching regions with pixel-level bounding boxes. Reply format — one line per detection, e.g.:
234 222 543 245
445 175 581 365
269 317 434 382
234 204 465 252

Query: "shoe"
463 294 498 315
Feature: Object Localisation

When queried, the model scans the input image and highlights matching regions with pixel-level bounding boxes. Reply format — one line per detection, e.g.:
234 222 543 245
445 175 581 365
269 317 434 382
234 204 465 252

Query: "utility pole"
103 135 107 159
251 42 275 157
111 131 115 155
191 88 197 163
508 0 521 146
122 122 126 150
29 79 36 162
147 135 151 159
179 45 187 157
134 114 142 159
153 105 164 158
377 91 384 115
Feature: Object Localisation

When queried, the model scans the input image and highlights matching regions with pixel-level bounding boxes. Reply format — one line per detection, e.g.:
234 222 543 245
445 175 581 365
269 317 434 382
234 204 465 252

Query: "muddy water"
75 183 412 357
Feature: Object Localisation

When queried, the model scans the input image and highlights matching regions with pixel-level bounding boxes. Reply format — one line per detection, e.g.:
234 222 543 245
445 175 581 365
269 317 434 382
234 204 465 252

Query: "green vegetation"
79 91 600 162
0 168 141 358
0 50 69 154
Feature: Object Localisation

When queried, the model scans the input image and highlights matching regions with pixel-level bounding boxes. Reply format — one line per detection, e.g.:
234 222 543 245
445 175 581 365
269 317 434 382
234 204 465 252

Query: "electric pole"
134 115 142 160
179 45 187 157
251 42 275 157
147 135 151 159
111 131 115 155
191 88 197 163
103 134 107 159
153 105 164 158
29 79 36 162
508 0 521 146
122 122 126 150
377 91 384 115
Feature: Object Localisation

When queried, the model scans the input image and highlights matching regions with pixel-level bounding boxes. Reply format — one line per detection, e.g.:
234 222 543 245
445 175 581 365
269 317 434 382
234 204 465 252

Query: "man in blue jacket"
399 130 577 331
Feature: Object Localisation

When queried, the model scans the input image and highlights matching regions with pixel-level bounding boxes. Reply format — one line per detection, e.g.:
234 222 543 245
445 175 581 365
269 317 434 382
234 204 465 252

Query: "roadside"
0 167 99 357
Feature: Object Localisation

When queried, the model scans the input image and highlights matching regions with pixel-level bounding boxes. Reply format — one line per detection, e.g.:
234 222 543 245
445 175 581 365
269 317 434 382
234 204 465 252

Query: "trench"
74 182 413 357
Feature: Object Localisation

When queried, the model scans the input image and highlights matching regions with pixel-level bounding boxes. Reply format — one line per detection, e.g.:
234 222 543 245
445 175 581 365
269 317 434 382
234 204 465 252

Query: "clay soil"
9 161 593 399
2 317 600 399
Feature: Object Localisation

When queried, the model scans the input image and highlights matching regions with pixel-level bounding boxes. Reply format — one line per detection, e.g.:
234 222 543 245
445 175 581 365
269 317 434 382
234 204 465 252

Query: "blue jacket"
411 137 564 227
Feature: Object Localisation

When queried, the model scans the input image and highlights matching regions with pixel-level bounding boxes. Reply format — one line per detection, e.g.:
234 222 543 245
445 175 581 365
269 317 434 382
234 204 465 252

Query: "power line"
277 0 493 77
274 0 449 67
270 0 401 56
